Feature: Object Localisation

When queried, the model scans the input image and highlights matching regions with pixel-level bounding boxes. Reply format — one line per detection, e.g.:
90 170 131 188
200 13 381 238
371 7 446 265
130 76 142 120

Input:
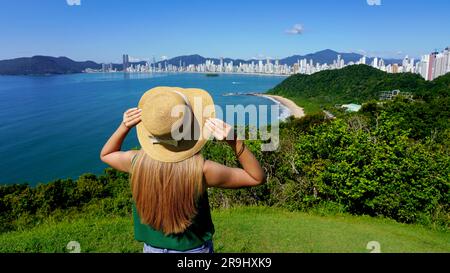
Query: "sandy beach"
256 94 305 119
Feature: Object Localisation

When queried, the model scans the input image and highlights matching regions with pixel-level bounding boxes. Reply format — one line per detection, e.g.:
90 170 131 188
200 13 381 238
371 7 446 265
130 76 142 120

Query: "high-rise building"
392 63 399 74
293 63 299 74
446 47 450 73
123 54 129 72
402 56 411 72
418 54 430 80
432 48 450 80
416 48 450 81
427 52 438 81
360 56 367 65
435 53 444 78
372 57 379 69
101 63 113 72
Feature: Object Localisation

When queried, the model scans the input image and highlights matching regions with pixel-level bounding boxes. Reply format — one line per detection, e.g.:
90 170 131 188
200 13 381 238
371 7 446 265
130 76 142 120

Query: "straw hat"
136 86 216 162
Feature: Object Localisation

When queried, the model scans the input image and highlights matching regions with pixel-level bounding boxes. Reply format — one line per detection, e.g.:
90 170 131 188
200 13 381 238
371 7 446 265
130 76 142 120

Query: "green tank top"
132 192 215 251
131 154 214 251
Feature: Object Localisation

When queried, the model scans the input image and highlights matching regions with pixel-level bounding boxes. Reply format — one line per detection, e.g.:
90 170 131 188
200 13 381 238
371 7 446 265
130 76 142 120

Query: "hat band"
149 136 179 147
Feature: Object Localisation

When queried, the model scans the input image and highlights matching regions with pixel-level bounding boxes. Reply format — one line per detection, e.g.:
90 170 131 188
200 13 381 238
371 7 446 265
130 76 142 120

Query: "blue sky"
0 0 449 62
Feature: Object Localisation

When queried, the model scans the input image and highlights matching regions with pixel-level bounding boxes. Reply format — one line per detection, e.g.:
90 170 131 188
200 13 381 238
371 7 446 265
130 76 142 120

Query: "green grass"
289 96 323 114
1 206 449 253
268 93 322 114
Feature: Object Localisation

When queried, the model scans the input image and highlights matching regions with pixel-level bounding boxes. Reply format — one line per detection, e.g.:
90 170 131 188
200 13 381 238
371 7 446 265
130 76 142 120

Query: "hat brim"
136 86 216 163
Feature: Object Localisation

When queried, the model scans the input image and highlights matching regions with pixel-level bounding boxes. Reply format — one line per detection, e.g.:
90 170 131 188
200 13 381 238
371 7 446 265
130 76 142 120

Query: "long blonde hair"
131 150 205 235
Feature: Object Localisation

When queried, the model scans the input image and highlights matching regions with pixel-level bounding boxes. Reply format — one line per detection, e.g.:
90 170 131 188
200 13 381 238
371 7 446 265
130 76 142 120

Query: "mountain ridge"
0 50 403 75
153 49 403 67
0 56 101 75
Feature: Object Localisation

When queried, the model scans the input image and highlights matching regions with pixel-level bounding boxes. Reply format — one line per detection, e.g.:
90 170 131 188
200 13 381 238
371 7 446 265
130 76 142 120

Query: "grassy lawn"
0 206 448 253
292 98 322 114
278 95 323 115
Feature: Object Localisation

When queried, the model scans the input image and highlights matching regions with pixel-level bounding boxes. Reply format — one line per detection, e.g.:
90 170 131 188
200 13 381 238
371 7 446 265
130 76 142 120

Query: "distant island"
0 56 101 75
0 49 403 76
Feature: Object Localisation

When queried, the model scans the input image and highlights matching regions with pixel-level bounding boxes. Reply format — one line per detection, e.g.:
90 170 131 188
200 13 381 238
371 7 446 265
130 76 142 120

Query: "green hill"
268 64 448 113
1 207 448 253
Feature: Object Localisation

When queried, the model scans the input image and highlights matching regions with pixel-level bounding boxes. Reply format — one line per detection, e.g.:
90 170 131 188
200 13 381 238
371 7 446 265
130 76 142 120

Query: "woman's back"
132 189 215 251
131 151 205 235
100 87 265 253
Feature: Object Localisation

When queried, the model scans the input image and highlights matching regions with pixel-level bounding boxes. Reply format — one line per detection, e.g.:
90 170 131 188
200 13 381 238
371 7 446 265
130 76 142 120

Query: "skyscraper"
419 54 430 80
432 48 450 80
439 47 450 74
427 52 437 81
392 63 399 74
402 56 410 72
446 47 450 73
372 57 379 69
360 56 367 65
123 54 129 72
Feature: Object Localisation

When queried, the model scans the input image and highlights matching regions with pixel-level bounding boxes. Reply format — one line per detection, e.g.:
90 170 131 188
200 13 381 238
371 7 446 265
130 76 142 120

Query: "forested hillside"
1 67 449 251
269 64 449 113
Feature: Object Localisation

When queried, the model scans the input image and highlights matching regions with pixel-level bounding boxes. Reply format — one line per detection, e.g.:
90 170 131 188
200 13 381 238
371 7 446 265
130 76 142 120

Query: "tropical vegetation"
1 65 449 252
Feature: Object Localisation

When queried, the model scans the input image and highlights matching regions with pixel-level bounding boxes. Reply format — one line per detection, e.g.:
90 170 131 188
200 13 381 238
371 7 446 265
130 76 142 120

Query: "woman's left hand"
122 108 142 129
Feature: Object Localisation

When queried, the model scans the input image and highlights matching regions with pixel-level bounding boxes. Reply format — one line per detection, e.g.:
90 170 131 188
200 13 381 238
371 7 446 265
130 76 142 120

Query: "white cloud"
285 24 304 35
367 0 382 6
160 55 168 61
357 49 368 55
66 0 81 6
251 54 274 60
128 56 141 62
351 49 407 59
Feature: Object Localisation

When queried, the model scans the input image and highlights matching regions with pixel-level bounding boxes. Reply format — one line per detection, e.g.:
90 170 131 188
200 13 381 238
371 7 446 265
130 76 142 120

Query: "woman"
100 87 265 253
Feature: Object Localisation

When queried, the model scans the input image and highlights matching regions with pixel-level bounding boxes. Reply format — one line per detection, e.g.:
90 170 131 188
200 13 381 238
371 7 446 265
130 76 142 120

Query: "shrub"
0 98 448 232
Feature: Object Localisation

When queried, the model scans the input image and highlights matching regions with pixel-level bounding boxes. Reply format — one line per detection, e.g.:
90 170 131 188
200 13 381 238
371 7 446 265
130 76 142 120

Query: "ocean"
0 72 286 185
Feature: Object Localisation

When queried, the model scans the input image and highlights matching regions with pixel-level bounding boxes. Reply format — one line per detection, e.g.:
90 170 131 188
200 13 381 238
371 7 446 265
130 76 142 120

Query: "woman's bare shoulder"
203 159 224 173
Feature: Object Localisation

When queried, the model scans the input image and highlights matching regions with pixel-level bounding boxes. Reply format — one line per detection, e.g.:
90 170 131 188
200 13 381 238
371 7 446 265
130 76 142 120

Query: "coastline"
85 71 290 78
254 93 305 119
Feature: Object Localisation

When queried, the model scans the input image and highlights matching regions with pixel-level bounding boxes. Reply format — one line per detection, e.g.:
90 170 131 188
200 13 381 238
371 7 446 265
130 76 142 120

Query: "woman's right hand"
203 118 266 189
122 108 142 129
205 118 234 141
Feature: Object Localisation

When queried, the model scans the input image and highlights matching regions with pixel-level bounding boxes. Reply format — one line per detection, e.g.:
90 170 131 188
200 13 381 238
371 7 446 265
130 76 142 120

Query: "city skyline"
93 46 450 81
1 0 449 62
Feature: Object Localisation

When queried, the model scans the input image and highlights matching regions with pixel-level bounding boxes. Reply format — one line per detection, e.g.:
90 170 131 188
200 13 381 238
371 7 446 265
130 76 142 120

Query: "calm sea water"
0 72 285 185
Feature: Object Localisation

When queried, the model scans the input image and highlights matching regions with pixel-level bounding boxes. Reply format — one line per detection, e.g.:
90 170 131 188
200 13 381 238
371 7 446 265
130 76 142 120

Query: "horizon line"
0 49 422 64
